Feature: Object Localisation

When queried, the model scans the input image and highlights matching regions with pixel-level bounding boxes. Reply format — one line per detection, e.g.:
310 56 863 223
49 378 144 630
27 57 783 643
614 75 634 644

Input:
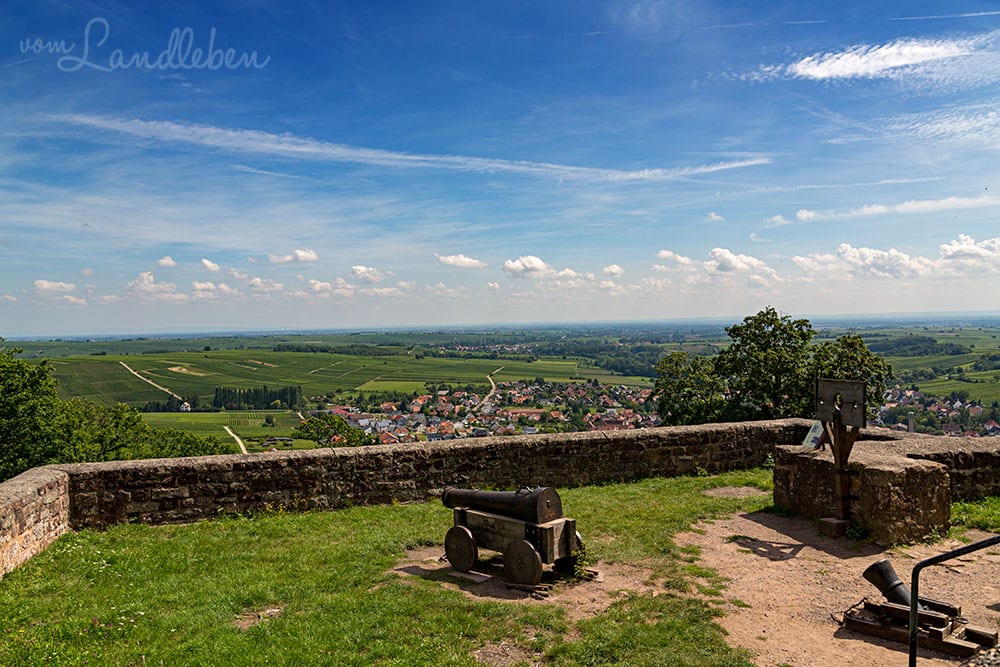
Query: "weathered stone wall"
4 418 999 576
773 443 952 544
0 467 71 577
906 442 1000 501
57 420 804 529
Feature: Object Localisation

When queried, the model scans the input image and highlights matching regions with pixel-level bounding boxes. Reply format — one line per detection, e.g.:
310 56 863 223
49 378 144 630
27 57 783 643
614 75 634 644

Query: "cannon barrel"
442 487 563 524
863 559 917 607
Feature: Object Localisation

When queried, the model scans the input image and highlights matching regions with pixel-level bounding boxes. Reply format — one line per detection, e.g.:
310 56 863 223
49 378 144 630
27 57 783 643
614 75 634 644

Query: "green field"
142 411 314 451
43 349 649 408
16 321 1000 411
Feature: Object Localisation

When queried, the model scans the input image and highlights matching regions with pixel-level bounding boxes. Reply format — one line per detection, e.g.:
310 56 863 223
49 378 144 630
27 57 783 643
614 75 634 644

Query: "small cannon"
442 486 584 587
841 558 998 657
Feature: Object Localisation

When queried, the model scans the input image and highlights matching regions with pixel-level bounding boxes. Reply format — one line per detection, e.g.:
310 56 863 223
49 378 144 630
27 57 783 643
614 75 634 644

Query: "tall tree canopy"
1 342 234 482
654 308 893 425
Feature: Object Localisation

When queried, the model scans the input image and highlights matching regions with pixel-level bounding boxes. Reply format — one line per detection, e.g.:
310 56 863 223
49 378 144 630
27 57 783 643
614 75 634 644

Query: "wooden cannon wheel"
445 525 479 573
503 539 543 586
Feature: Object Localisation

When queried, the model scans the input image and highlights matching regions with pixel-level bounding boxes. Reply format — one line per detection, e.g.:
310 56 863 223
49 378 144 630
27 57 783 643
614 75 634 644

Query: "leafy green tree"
292 413 376 447
0 344 63 479
1 341 233 481
654 309 893 425
808 334 893 420
715 307 815 420
654 352 725 425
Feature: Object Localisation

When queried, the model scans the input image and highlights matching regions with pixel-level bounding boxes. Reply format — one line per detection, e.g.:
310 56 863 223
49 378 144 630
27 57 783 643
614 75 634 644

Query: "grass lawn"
0 470 776 666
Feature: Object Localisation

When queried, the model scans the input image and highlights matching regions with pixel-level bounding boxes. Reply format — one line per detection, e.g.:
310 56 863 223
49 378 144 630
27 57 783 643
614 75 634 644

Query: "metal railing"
909 534 1000 666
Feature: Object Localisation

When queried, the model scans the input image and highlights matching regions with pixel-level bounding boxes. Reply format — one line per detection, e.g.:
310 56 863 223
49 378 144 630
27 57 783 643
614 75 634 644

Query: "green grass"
142 411 315 451
951 497 1000 533
0 470 772 666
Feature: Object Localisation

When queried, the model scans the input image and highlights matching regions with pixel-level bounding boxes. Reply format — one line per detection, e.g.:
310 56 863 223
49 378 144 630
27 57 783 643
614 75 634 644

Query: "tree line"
212 385 304 410
654 307 893 425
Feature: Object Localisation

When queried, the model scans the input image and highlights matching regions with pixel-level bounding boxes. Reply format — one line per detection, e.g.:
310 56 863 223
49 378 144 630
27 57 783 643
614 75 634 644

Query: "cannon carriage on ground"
442 486 584 587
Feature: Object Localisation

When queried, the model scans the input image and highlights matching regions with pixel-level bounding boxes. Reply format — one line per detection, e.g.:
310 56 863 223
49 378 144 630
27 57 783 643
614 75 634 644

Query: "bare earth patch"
167 366 210 376
231 605 284 630
676 512 1000 667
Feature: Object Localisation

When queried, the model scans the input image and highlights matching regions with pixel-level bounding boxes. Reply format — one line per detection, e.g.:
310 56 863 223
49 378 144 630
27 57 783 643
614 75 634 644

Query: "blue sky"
3 1 1000 336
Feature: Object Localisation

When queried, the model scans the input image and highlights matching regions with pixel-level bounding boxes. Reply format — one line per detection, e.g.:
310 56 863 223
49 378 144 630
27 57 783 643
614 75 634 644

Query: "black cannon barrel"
442 487 563 524
863 559 916 607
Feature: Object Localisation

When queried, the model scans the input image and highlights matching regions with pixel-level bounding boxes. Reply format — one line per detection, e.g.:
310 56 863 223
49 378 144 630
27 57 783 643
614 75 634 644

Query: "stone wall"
0 467 71 577
4 419 999 577
773 442 952 544
58 420 802 529
772 432 1000 544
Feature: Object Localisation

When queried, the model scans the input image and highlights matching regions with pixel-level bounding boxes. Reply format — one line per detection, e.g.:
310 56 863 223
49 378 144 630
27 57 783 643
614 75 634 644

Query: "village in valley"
288 380 1000 449
312 379 660 446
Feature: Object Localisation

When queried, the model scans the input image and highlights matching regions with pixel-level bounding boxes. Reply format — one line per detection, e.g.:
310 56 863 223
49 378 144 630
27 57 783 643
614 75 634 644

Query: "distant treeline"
866 334 970 357
973 354 1000 371
273 343 401 356
143 395 201 412
213 385 303 410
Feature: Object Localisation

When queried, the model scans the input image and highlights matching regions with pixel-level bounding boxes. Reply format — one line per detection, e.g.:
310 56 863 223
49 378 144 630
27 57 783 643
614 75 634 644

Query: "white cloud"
502 255 583 280
836 243 935 278
248 277 284 291
351 265 385 283
33 279 75 293
80 268 95 276
2 294 17 303
503 255 554 279
128 272 176 293
795 195 997 222
429 282 462 298
889 102 1000 149
367 286 405 298
765 214 791 227
126 272 187 302
201 258 220 272
63 295 87 305
787 37 973 80
435 253 487 269
655 250 695 268
706 211 725 222
939 234 1000 265
52 114 771 184
306 279 334 293
191 281 243 301
485 282 500 291
704 248 774 275
305 277 356 298
269 249 320 264
158 256 177 267
603 264 625 277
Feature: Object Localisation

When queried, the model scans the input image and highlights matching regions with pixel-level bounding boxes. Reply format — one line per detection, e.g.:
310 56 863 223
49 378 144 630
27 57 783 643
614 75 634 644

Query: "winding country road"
119 361 183 400
223 425 249 455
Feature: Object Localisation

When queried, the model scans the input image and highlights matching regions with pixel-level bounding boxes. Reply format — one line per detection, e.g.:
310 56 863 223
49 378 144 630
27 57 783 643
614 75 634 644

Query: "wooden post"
817 379 866 524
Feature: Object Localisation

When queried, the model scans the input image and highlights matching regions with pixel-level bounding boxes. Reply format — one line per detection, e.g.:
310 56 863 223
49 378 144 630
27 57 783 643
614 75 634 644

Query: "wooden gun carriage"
442 486 584 586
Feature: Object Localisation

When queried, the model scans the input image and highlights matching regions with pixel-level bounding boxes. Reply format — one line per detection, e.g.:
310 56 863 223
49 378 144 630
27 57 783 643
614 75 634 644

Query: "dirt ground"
675 507 1000 667
394 487 1000 667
